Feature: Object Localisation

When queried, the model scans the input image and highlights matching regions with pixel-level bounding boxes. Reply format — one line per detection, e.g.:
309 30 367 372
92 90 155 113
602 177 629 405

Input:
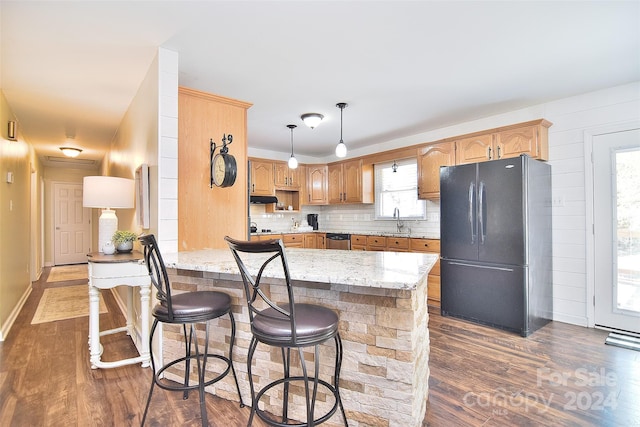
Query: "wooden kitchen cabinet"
366 235 386 251
410 238 441 307
417 141 455 200
455 119 551 165
328 159 373 204
274 161 300 190
316 233 326 249
250 159 274 196
386 236 410 252
496 123 549 161
305 165 328 205
303 233 317 248
282 233 304 248
455 133 495 165
351 234 367 251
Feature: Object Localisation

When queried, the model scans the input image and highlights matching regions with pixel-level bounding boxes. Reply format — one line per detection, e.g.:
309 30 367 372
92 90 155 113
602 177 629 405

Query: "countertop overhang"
163 248 437 291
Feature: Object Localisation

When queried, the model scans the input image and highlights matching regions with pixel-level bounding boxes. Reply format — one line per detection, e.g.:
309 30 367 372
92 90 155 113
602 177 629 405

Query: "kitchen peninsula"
161 247 437 427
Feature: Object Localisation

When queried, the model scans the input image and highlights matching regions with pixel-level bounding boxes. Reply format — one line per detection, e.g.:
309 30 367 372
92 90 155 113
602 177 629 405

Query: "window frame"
374 157 426 221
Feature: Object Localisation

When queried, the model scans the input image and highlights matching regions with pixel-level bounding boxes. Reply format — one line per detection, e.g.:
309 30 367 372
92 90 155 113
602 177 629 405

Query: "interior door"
593 129 640 334
54 182 91 265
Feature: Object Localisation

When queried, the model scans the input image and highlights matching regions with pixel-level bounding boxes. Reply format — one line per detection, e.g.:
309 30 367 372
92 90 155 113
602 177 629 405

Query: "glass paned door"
615 149 640 315
594 129 640 333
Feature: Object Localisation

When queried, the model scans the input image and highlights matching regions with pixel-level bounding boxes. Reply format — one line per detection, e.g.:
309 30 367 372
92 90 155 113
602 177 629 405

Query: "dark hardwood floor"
1 268 638 426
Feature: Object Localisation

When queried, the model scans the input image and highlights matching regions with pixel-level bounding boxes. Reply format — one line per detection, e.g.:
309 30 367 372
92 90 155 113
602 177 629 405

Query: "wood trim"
178 86 253 109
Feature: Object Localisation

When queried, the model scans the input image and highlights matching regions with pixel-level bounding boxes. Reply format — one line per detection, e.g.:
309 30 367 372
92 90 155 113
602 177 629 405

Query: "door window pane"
615 148 640 314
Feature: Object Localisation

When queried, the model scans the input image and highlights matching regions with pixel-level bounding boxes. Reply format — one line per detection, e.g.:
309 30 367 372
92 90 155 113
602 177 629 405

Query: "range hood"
250 195 278 204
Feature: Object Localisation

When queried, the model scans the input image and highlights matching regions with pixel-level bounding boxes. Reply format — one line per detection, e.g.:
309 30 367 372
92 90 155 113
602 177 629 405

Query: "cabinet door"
316 234 326 249
455 134 495 165
273 162 288 187
288 166 300 189
366 236 386 251
495 125 539 160
274 162 300 189
282 233 304 248
306 165 328 205
386 237 409 252
327 164 343 204
251 160 274 195
303 233 316 248
417 141 455 200
343 159 363 203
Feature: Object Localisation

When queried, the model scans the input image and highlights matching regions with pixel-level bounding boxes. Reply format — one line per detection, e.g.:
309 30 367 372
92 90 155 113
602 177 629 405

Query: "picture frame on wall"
136 164 150 229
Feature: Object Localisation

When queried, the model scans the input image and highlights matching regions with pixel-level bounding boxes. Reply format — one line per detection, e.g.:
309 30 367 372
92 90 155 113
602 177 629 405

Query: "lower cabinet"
366 236 386 251
282 234 304 248
351 234 367 251
255 233 441 306
386 237 409 252
410 238 441 307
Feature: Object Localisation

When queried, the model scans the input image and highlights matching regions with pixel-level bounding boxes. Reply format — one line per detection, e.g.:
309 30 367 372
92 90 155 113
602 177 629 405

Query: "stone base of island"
160 247 437 427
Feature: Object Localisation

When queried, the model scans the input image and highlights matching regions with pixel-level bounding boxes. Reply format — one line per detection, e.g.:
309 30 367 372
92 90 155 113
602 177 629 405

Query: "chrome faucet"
393 207 404 233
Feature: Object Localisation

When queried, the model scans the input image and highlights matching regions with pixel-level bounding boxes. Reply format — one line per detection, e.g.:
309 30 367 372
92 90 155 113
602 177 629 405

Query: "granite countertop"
163 248 437 291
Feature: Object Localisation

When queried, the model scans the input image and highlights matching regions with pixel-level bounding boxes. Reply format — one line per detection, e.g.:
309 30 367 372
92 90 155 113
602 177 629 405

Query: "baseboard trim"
0 286 33 342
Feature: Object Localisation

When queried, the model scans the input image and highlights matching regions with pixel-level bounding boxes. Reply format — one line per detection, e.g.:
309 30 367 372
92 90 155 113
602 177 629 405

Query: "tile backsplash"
250 200 440 238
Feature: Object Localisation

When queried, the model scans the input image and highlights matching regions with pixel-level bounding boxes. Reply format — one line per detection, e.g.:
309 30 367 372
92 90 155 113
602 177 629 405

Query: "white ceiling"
1 1 639 167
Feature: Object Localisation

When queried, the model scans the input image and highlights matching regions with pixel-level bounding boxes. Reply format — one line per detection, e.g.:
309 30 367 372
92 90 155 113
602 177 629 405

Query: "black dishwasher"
326 233 351 250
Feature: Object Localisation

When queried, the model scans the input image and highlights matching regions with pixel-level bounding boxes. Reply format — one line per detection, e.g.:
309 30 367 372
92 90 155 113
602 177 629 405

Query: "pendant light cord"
339 104 344 143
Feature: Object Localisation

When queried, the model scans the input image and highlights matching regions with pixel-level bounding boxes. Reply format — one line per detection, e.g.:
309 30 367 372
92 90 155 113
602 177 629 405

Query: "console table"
87 251 151 369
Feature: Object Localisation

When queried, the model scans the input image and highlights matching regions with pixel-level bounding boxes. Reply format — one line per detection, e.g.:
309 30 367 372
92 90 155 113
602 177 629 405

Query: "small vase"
102 241 116 255
116 241 133 253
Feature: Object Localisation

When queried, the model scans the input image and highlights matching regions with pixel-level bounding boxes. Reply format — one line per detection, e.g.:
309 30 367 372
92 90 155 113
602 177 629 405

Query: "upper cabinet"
250 159 274 196
417 141 455 200
419 119 552 199
456 119 551 165
305 164 328 205
454 134 494 165
274 161 300 190
328 159 373 204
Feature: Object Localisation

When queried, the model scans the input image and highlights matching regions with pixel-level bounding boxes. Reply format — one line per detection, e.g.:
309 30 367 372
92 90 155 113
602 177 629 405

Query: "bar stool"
225 236 347 427
139 234 243 427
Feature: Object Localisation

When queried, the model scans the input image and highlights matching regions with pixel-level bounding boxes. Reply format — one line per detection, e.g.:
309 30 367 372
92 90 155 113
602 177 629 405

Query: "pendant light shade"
335 102 348 158
287 124 298 169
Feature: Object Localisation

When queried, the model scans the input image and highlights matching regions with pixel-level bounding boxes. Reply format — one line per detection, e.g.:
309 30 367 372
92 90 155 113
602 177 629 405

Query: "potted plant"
112 230 137 253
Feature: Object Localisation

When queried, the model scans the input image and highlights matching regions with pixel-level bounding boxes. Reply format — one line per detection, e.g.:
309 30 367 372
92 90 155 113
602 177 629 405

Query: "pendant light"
335 102 348 158
287 124 298 169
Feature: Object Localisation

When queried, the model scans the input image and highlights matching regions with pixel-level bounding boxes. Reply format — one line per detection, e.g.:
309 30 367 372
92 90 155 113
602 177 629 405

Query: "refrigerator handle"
479 180 485 245
468 181 476 244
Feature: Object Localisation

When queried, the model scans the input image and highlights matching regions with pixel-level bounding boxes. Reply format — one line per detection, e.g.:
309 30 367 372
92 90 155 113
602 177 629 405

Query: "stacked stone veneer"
163 268 430 427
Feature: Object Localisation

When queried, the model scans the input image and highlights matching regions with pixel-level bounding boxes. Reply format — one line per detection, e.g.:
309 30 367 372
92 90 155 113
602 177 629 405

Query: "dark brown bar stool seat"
140 234 243 427
225 236 347 427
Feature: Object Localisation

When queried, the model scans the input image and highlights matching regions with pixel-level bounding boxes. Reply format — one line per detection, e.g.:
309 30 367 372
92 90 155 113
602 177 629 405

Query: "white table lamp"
83 176 135 252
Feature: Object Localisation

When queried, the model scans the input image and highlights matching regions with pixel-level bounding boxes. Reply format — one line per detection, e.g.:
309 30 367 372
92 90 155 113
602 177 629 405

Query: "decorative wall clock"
210 134 237 188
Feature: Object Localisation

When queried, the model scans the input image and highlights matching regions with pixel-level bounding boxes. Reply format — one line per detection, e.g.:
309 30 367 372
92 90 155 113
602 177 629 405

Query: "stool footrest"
254 376 340 427
154 353 232 393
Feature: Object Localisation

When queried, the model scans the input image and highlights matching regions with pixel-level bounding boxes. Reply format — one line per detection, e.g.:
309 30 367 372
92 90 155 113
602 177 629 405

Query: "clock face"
212 153 237 187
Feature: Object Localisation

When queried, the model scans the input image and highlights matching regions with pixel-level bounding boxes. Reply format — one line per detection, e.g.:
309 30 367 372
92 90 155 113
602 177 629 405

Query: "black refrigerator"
439 154 552 337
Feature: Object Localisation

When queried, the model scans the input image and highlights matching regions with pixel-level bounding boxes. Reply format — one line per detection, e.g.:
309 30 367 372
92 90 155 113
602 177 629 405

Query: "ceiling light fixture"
392 160 398 172
287 124 298 169
335 102 348 158
60 147 83 158
300 113 324 129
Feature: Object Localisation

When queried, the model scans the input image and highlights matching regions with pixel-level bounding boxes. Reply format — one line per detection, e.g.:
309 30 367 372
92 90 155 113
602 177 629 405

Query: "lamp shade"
83 176 135 209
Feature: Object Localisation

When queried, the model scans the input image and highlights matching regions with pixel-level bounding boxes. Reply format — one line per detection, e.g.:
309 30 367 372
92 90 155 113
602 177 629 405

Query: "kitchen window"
374 158 426 220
